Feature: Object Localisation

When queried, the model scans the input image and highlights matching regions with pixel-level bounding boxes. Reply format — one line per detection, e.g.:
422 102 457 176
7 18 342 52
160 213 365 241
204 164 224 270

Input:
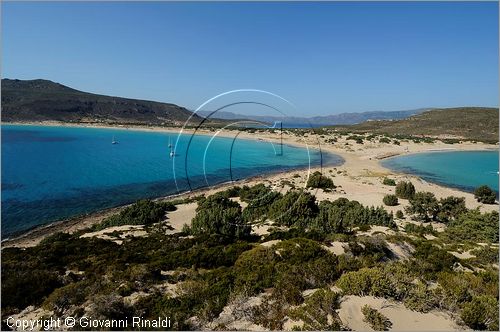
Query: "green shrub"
437 196 467 222
239 184 272 203
306 171 336 189
241 186 282 223
190 193 250 238
406 192 439 222
382 178 396 186
404 223 436 236
336 268 393 297
269 190 319 227
461 295 499 331
311 198 395 233
233 246 278 294
395 181 415 199
395 210 404 219
361 305 392 331
94 199 168 231
311 200 346 233
289 289 342 330
379 137 391 144
444 210 499 243
43 281 90 314
474 185 497 204
412 241 457 276
383 195 398 206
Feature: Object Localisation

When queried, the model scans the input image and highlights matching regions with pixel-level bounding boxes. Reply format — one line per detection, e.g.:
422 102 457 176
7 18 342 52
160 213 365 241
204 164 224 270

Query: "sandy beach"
2 121 498 248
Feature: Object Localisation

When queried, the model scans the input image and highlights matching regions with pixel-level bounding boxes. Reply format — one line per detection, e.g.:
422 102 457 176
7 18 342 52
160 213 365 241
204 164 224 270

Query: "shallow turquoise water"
381 150 499 194
1 125 342 236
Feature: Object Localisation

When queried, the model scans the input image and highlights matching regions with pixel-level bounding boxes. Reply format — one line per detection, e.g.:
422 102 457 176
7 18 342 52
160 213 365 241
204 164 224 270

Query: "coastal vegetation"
92 199 174 231
474 185 497 204
395 181 416 199
306 171 336 190
382 194 398 206
361 305 392 331
382 177 396 186
2 182 498 331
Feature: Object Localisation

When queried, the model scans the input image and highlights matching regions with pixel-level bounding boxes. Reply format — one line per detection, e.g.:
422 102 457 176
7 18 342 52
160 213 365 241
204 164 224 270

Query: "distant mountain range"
197 108 430 126
1 79 206 126
2 79 496 142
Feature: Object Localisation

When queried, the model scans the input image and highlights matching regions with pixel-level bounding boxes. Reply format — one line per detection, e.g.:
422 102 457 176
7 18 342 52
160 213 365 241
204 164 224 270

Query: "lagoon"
381 150 499 195
1 125 342 236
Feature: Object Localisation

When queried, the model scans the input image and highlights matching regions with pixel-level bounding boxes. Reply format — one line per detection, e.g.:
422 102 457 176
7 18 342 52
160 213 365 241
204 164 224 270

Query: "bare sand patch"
387 241 414 260
208 294 265 331
322 241 347 255
165 202 198 234
338 295 461 331
449 250 476 260
357 225 396 237
260 239 281 247
252 223 273 236
230 197 249 209
80 225 147 244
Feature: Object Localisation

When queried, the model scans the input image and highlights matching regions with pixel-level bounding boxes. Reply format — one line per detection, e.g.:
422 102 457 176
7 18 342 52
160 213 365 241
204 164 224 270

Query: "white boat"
168 136 173 149
112 135 118 144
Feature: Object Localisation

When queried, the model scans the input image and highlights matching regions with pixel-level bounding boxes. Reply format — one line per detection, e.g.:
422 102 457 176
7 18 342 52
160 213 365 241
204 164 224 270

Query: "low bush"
461 295 499 331
269 190 318 227
382 178 396 186
361 305 392 331
406 192 439 222
289 289 342 330
474 185 496 204
190 193 250 238
383 195 398 206
306 171 336 189
94 199 169 231
395 181 415 199
443 210 499 243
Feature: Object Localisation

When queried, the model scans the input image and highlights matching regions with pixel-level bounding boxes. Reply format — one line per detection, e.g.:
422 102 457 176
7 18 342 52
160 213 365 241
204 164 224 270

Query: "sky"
2 1 498 116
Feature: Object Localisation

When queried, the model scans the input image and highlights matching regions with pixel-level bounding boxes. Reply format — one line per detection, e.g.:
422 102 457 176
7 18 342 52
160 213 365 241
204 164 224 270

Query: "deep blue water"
1 125 342 236
381 150 499 194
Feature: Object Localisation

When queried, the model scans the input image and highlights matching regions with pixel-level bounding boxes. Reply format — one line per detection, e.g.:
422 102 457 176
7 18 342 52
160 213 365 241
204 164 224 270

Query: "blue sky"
2 2 498 116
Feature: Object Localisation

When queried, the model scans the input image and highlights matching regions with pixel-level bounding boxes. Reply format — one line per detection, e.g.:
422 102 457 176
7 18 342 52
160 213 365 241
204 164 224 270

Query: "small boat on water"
112 135 118 144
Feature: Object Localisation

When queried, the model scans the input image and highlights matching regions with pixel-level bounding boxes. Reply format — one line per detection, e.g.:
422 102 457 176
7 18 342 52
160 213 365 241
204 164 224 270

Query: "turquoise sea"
381 150 499 194
1 125 342 236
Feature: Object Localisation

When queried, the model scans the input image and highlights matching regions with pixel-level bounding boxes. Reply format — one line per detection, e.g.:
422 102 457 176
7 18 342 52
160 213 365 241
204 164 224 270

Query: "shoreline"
2 121 498 248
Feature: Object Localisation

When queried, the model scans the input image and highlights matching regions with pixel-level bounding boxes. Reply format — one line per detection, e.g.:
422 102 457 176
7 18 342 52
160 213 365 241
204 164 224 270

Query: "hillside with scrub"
332 107 499 143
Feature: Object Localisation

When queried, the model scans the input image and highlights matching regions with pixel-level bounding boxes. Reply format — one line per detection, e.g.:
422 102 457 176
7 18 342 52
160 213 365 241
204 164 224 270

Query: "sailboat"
168 136 175 157
112 135 118 144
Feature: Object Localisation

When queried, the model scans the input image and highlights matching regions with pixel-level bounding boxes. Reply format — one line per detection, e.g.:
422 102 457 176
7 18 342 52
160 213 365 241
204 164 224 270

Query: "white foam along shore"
1 121 498 248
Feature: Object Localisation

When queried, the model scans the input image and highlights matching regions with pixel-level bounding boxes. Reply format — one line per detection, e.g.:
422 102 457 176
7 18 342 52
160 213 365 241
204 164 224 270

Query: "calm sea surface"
1 125 343 236
381 150 499 194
